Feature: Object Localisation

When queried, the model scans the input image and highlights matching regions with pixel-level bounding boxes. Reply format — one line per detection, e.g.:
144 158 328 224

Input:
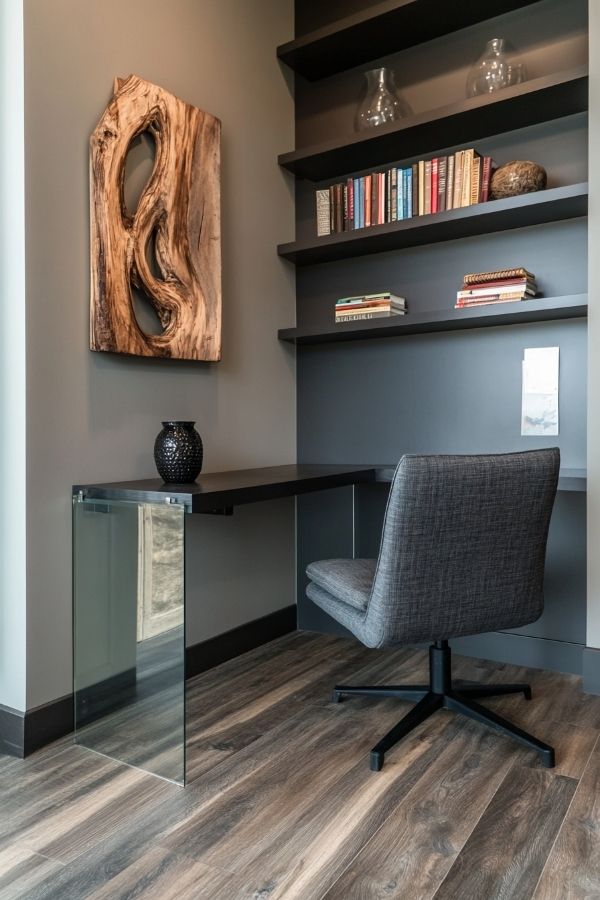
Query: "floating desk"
72 463 585 784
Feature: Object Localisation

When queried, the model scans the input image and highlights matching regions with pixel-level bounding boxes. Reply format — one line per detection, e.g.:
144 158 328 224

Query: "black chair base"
332 640 554 772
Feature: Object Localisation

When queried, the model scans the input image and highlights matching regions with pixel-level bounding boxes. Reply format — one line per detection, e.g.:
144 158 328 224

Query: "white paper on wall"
521 347 559 436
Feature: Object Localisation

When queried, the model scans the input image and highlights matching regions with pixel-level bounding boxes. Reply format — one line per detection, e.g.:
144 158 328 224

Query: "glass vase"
354 67 410 132
466 39 525 98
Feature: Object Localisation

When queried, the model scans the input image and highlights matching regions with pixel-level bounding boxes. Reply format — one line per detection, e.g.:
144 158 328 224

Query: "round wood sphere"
490 161 547 200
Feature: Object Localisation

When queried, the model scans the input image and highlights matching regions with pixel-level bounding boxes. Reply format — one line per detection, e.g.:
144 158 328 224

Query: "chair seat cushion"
306 558 377 611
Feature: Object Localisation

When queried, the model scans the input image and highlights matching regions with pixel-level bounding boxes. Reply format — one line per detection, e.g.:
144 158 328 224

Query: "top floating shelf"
279 68 588 182
277 0 543 81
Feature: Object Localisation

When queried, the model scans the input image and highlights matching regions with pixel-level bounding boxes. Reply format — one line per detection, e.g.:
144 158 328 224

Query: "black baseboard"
0 695 73 759
186 604 297 678
0 604 297 758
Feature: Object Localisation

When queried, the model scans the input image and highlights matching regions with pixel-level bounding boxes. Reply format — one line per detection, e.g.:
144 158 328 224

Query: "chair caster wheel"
332 690 342 703
370 751 384 772
524 686 532 700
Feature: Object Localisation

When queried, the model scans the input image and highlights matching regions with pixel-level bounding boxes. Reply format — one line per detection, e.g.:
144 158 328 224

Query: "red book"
481 157 493 203
346 178 354 230
431 158 439 214
378 172 385 224
364 175 372 227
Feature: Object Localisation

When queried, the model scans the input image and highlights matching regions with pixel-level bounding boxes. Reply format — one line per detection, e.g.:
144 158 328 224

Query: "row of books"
335 292 406 322
316 148 494 236
455 267 538 309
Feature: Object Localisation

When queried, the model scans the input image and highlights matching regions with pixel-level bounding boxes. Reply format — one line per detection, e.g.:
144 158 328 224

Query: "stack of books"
455 268 538 309
316 149 495 236
335 292 407 322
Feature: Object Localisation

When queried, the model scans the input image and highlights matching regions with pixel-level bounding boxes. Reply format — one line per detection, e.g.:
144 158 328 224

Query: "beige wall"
23 0 296 708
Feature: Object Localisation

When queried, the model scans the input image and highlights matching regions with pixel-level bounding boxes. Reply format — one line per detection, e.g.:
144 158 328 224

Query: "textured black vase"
154 421 203 483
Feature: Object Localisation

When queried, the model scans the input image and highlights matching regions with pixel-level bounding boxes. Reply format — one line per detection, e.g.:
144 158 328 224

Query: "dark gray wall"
294 0 588 670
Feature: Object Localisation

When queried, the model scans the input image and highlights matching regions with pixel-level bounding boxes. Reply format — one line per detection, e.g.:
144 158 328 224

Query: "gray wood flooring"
1 632 600 899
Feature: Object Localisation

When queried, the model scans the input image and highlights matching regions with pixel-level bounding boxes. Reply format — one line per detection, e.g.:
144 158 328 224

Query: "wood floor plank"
0 845 64 900
532 737 600 899
320 720 525 900
433 766 576 900
86 847 242 900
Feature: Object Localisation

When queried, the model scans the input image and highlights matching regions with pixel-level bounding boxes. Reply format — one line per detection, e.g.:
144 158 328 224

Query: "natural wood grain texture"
433 767 576 900
532 737 600 899
90 75 221 361
320 720 523 900
86 848 238 900
0 845 64 900
2 634 600 899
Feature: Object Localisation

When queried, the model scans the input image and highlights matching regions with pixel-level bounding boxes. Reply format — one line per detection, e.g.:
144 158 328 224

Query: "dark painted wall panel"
294 0 587 666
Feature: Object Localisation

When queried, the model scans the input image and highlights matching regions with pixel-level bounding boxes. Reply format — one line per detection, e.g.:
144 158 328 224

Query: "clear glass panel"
73 496 185 784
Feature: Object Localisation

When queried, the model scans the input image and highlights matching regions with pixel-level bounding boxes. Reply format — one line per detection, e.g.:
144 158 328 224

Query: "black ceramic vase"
154 421 203 483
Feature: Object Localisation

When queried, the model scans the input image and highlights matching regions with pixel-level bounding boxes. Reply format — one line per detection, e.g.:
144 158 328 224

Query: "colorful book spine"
438 157 447 213
446 154 455 211
418 160 425 216
390 168 397 222
397 168 404 220
406 168 413 218
316 189 330 236
431 158 439 215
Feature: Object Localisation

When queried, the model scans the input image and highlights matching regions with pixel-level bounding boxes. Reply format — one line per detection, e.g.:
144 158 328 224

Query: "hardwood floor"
1 632 600 899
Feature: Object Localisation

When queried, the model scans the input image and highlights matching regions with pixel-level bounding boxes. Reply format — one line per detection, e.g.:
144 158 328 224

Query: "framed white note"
521 347 559 436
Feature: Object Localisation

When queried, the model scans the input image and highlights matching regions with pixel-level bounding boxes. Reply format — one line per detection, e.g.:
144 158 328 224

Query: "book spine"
379 172 385 225
364 175 372 228
461 149 473 208
446 154 455 211
390 168 397 222
329 185 335 233
347 178 354 230
438 156 447 213
470 156 481 207
431 158 439 215
412 163 418 216
424 160 432 214
464 268 534 284
343 183 349 231
406 168 413 218
315 189 330 237
418 160 425 216
336 183 344 232
481 157 492 203
452 150 463 210
353 178 360 229
371 174 378 226
401 168 407 219
396 168 403 220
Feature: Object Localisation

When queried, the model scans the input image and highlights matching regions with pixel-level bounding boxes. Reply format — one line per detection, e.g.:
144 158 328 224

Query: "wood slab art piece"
90 75 221 361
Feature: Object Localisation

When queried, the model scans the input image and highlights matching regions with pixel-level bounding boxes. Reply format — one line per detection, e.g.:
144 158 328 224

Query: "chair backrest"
364 449 560 648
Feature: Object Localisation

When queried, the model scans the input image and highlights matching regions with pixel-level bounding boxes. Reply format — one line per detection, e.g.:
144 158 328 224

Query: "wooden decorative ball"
490 161 547 200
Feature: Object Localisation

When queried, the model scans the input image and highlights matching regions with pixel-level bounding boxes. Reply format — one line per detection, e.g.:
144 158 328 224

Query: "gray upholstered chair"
306 449 560 771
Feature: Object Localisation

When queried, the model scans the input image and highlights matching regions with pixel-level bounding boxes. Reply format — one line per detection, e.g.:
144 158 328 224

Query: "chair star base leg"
333 642 553 771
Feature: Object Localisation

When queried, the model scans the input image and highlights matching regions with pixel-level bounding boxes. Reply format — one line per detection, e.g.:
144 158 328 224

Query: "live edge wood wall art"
90 75 222 361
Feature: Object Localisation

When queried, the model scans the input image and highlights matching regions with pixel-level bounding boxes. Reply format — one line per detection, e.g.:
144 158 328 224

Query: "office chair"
306 450 559 771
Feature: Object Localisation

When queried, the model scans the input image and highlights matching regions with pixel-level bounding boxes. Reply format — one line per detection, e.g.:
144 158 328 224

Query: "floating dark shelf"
278 295 587 345
277 0 543 81
279 68 588 181
277 183 588 266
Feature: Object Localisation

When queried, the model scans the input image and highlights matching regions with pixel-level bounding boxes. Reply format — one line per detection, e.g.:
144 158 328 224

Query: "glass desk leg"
72 495 186 785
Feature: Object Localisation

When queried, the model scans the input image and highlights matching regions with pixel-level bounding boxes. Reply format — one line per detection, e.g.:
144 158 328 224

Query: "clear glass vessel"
354 67 410 132
466 39 526 97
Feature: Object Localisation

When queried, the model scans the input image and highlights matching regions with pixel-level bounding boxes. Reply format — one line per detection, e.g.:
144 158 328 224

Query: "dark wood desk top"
74 463 586 512
74 464 378 513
